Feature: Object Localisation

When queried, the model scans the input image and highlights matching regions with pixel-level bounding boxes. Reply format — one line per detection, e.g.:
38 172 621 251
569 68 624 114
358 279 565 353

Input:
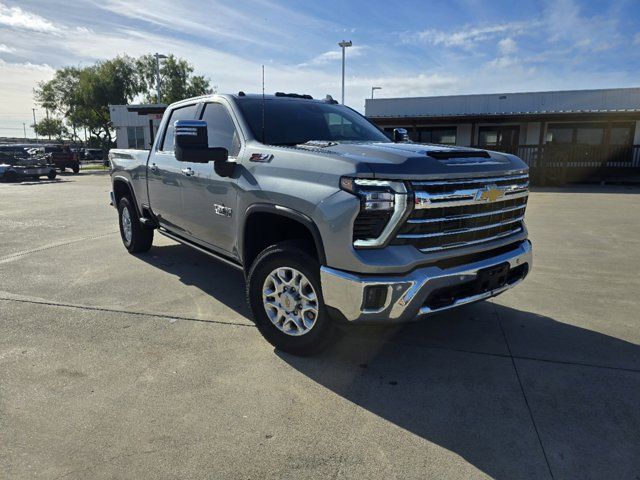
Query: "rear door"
147 103 199 233
180 101 242 255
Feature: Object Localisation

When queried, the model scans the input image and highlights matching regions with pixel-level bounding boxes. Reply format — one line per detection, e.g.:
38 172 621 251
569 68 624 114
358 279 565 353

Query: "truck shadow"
140 242 250 317
276 303 640 479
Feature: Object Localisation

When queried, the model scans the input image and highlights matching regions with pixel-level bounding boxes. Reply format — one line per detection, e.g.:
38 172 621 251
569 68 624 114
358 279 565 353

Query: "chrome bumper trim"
320 240 532 323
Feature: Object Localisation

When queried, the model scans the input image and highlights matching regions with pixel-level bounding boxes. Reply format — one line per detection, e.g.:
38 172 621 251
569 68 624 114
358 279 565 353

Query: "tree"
136 54 214 104
34 54 213 148
32 117 68 140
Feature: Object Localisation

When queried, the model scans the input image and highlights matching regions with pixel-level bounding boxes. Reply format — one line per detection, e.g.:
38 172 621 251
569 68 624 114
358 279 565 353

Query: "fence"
471 144 640 185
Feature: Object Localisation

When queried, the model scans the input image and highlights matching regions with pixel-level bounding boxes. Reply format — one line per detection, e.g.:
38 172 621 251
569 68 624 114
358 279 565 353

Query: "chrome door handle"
181 167 195 176
150 163 159 173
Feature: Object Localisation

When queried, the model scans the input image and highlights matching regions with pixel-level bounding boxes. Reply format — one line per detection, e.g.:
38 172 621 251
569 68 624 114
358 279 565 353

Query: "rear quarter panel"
109 149 150 212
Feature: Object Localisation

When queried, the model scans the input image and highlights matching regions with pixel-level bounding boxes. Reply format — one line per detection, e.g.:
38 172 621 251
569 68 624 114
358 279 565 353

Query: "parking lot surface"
1 173 639 480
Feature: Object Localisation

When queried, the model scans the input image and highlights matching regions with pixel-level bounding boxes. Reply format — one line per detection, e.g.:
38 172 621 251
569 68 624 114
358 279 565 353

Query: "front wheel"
47 169 57 180
72 164 80 174
247 242 336 355
117 196 153 253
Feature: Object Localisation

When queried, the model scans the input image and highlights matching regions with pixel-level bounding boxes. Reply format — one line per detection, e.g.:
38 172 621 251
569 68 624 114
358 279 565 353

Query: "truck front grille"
392 174 529 253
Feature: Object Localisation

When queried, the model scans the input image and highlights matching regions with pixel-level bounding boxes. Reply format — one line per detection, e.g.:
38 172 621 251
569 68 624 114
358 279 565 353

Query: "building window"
546 123 634 146
478 126 520 147
127 126 145 149
415 126 457 145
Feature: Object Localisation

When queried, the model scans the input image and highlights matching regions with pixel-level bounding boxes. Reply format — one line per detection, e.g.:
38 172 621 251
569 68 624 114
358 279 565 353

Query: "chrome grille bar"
414 188 528 209
412 174 529 186
407 204 526 224
397 216 524 239
419 227 523 253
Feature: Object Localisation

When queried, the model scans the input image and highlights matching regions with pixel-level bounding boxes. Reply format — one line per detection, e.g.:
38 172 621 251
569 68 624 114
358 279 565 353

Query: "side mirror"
393 128 410 143
174 120 234 177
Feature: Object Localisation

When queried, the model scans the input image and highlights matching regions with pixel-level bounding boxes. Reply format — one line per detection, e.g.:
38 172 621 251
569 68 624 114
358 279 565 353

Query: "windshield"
236 98 390 145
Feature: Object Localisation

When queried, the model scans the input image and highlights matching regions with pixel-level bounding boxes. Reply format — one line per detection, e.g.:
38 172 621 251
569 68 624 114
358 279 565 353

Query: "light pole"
32 108 38 143
23 123 27 141
371 86 382 99
155 53 168 103
338 40 352 105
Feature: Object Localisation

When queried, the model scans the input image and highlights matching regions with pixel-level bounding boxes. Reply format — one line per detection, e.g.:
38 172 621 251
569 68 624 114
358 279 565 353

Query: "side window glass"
161 104 198 151
200 103 241 157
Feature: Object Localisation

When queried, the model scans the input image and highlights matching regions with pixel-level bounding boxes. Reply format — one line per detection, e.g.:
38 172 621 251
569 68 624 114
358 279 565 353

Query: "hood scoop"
426 149 509 166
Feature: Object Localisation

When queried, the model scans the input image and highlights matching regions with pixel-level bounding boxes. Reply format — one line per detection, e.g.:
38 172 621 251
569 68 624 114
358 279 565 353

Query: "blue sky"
1 0 639 137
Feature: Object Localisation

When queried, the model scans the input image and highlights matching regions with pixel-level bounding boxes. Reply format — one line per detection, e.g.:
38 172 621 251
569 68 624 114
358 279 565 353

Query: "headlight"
340 177 410 248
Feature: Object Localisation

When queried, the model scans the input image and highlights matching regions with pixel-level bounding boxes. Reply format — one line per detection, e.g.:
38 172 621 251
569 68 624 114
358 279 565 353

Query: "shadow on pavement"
277 304 640 480
138 242 250 318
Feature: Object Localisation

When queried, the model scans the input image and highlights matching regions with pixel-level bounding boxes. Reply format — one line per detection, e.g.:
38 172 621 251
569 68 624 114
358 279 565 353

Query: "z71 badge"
213 204 232 217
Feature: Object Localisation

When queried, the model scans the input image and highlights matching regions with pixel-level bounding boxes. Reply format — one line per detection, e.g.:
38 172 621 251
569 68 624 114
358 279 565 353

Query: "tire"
117 196 153 253
247 242 336 355
59 166 65 172
5 170 18 182
47 170 57 180
72 164 80 174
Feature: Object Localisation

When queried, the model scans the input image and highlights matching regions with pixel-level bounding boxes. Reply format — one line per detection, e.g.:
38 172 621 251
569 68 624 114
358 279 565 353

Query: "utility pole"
23 123 27 141
46 108 51 140
155 53 167 103
32 108 38 143
371 86 382 99
338 40 352 105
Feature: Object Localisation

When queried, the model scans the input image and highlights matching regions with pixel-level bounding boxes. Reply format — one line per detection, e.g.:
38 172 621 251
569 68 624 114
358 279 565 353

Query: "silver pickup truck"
109 92 532 355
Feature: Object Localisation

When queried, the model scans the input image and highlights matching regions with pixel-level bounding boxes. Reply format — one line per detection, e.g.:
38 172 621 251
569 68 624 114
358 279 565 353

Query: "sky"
1 0 639 138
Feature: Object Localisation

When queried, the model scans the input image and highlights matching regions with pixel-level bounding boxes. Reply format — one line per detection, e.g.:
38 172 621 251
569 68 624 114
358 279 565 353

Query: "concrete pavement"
1 173 639 479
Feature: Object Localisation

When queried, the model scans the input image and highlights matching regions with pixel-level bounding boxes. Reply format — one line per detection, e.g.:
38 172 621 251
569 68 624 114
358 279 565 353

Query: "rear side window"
161 104 198 151
200 103 241 157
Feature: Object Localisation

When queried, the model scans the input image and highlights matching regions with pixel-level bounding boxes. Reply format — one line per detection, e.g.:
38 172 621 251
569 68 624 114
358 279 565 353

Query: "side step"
157 228 244 271
139 217 157 228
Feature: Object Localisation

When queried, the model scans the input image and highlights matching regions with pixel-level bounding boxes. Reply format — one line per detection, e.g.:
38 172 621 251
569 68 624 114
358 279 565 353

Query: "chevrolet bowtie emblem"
476 185 506 202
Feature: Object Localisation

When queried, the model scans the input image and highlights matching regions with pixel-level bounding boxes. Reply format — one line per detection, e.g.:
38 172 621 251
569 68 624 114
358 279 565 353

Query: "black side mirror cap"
393 128 410 143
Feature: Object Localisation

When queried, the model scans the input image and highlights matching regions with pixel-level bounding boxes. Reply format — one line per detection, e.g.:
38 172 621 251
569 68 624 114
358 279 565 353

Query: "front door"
147 103 199 233
180 102 242 256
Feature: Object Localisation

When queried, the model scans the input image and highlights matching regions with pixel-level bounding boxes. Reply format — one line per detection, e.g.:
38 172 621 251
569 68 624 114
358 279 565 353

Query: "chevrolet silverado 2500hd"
109 92 532 355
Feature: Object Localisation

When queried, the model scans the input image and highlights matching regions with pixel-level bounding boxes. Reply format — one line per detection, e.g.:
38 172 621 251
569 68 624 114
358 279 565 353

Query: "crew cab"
109 92 532 355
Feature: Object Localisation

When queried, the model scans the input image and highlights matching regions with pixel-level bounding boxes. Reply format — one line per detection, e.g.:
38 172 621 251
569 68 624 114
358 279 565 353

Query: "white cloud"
0 42 15 53
0 3 60 34
408 22 529 49
498 38 518 55
301 46 365 66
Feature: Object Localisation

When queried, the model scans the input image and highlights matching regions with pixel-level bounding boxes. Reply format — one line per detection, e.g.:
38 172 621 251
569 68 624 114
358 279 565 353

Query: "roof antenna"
261 65 266 144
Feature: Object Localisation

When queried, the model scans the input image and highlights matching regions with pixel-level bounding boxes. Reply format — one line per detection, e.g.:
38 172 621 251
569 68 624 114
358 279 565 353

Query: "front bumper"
320 240 532 323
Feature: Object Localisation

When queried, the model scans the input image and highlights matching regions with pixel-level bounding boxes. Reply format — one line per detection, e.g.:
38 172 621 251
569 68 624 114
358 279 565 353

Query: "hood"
293 142 528 180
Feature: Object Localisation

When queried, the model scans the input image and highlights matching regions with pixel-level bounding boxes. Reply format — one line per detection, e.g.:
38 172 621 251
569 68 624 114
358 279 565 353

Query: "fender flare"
112 176 142 217
240 203 326 266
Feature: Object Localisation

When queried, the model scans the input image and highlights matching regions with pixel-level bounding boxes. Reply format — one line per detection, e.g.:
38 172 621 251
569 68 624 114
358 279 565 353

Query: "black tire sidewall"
247 243 335 356
118 197 134 249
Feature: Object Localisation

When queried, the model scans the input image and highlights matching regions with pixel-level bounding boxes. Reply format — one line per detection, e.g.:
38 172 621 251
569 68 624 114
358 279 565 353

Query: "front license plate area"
477 262 510 293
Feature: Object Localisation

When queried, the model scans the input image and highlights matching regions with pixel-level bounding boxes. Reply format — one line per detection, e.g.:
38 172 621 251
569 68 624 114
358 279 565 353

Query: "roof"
365 87 640 119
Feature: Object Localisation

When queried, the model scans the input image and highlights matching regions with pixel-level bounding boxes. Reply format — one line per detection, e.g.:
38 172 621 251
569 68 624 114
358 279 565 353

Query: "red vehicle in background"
41 145 80 173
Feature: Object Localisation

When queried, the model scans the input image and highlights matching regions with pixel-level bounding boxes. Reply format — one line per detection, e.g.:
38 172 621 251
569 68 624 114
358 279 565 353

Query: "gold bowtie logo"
477 185 506 202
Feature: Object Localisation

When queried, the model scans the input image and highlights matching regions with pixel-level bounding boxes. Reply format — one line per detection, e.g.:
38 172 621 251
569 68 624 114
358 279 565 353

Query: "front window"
236 98 390 145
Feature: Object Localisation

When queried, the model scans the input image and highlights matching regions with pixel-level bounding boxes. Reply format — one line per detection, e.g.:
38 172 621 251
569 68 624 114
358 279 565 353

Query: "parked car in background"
84 148 104 160
0 145 57 181
42 145 80 173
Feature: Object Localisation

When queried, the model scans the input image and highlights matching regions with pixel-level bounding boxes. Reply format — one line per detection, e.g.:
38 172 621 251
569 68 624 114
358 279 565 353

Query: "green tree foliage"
33 54 212 147
135 54 214 104
32 117 68 140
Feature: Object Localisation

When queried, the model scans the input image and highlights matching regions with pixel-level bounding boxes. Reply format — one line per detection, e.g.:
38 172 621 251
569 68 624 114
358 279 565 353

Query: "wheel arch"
241 204 326 272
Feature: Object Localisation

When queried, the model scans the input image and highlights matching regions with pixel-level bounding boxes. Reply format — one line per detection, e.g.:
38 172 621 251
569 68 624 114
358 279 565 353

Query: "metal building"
366 87 640 184
109 104 167 150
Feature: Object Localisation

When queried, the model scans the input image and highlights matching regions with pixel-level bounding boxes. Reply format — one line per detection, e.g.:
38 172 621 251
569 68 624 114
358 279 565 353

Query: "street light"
338 40 352 105
155 53 168 104
371 86 382 99
32 108 38 143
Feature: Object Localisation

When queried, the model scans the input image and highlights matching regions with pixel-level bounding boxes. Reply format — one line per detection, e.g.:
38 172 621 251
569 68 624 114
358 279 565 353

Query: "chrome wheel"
262 267 319 336
121 206 132 245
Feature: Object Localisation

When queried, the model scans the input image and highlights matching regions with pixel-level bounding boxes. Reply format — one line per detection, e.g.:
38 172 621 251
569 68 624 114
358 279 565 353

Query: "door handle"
150 163 159 173
181 167 195 176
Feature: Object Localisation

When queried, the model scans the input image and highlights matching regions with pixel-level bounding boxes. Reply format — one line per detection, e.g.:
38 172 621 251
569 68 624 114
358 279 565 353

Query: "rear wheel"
72 164 80 174
117 196 153 253
47 170 57 180
247 242 336 355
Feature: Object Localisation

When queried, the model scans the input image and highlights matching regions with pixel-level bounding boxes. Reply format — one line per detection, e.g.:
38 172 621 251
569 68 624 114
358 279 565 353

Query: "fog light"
362 285 388 310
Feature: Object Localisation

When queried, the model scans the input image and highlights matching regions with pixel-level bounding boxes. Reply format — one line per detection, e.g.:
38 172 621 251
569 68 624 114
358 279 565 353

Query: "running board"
157 228 244 271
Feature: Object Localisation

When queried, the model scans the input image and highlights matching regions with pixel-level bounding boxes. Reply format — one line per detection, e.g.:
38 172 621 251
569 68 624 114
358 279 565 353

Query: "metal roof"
365 87 640 118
